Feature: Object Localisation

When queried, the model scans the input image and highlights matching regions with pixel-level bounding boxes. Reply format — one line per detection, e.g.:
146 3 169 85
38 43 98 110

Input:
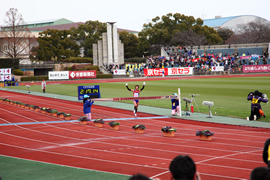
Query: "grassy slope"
6 76 270 122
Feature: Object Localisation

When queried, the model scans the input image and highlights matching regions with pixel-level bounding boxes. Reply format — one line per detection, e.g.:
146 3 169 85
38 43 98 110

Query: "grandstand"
237 47 263 56
206 48 235 55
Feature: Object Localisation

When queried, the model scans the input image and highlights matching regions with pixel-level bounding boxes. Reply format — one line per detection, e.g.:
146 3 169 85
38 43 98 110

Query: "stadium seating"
206 48 235 55
237 47 263 56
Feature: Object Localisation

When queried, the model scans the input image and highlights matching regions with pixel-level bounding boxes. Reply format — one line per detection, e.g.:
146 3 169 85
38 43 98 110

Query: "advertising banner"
167 67 193 75
113 69 126 75
69 70 96 79
211 66 224 72
48 71 69 80
243 65 270 73
0 75 12 81
144 68 166 76
0 68 11 75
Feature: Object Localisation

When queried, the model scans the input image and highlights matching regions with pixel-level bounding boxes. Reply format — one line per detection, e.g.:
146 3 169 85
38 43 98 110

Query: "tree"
171 30 206 46
216 28 234 44
70 20 106 57
227 18 270 44
119 31 141 58
35 29 80 60
138 13 223 55
0 8 33 58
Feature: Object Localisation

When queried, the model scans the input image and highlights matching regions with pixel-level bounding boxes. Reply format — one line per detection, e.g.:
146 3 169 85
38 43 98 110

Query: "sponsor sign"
113 69 126 75
144 68 166 76
49 71 69 80
0 68 11 75
69 70 96 79
211 66 224 72
243 65 270 73
0 75 12 81
77 85 100 100
144 68 193 76
167 67 193 75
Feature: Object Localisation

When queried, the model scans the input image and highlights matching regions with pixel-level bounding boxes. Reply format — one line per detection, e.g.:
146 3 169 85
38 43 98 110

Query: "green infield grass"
6 76 270 122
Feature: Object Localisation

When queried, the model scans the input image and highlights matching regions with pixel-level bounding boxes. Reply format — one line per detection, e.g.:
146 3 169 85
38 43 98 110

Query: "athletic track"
1 74 270 179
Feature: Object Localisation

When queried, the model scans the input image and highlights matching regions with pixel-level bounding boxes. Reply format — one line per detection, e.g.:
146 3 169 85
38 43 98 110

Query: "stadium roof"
203 16 239 27
203 15 270 30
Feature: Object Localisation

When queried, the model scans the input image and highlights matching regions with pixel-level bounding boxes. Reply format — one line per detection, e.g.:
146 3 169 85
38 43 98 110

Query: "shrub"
13 69 24 76
78 116 88 121
132 124 146 130
108 121 120 127
21 76 48 82
51 109 58 113
60 57 93 63
0 58 19 69
161 126 177 132
83 65 99 71
124 57 146 63
33 106 39 109
94 118 105 124
57 112 65 115
64 113 71 117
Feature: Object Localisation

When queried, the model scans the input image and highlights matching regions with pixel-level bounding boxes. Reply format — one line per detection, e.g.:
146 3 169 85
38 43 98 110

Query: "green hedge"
13 69 24 76
21 76 48 82
83 65 99 71
60 57 93 63
0 58 19 69
96 74 112 78
124 57 145 63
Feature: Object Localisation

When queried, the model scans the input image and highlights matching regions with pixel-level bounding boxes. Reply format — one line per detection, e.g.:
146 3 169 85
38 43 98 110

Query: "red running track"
0 90 269 180
21 73 270 86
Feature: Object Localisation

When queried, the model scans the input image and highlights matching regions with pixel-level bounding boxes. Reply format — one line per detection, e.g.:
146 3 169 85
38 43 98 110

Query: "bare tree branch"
0 8 33 58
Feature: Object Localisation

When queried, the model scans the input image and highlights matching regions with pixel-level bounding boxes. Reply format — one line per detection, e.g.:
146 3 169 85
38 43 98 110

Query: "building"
0 18 138 58
203 15 270 31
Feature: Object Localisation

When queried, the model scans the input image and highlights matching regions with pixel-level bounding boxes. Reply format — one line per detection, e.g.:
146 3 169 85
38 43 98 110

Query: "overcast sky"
0 0 269 31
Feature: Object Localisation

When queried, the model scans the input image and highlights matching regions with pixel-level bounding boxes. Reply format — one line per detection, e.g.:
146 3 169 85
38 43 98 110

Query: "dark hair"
250 167 270 180
83 98 88 104
135 85 139 88
129 174 150 180
263 138 270 165
169 155 196 180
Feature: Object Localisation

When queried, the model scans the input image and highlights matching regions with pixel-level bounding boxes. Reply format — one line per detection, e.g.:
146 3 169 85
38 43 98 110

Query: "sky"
0 0 269 31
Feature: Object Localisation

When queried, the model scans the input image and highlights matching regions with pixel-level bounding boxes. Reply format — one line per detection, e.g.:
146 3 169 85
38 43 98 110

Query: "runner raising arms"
126 82 145 116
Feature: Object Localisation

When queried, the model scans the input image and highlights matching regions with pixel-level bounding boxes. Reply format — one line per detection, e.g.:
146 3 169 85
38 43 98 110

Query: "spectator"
250 167 270 180
263 138 270 167
129 174 150 180
169 155 200 180
41 79 46 93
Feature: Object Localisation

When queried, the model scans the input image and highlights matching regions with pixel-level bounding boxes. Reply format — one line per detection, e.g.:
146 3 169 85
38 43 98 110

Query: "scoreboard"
78 85 100 100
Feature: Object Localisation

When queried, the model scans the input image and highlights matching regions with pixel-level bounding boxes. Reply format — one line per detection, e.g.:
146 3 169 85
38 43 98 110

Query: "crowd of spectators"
103 46 269 75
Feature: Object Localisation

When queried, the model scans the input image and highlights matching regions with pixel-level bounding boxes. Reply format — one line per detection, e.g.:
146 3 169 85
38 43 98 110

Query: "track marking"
0 142 168 170
0 116 168 126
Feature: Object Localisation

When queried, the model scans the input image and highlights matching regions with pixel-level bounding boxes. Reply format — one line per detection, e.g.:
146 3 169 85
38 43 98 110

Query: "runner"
126 82 145 116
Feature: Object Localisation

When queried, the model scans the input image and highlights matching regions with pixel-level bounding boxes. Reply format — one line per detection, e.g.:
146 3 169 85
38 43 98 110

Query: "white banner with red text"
144 67 193 76
243 65 270 73
211 66 224 72
49 70 96 80
113 69 126 75
0 68 11 75
0 75 12 81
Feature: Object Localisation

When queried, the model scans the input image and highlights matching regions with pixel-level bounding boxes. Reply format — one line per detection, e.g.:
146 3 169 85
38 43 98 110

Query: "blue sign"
78 85 100 100
4 77 15 86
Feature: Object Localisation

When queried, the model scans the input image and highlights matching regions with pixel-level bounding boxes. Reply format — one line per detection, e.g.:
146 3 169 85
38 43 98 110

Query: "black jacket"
263 138 270 165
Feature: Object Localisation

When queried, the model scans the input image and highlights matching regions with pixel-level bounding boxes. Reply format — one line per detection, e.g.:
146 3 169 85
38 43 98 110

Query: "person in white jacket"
41 79 46 93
